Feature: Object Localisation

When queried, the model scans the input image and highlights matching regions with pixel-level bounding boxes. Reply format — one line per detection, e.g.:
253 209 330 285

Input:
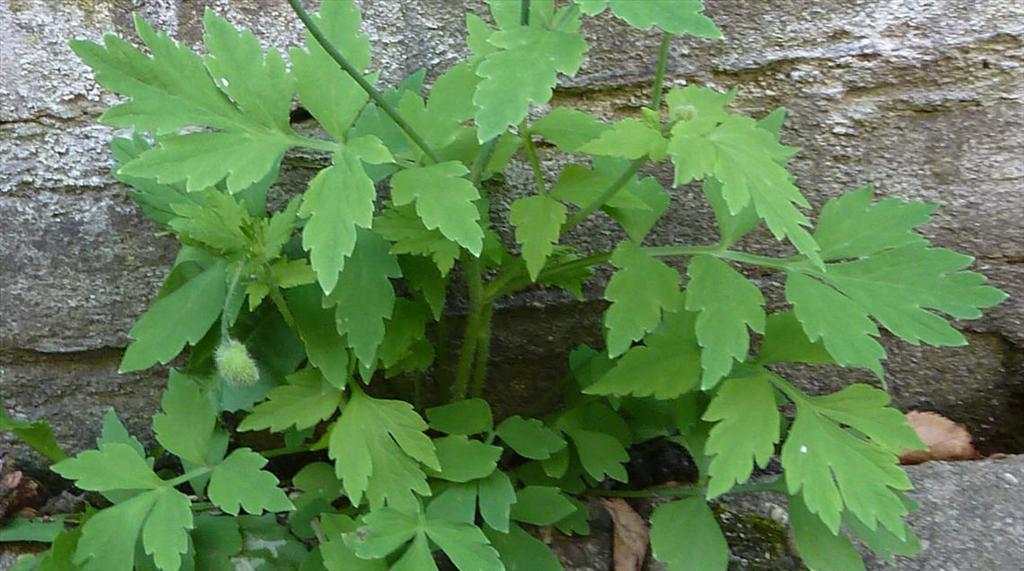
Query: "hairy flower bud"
215 339 259 386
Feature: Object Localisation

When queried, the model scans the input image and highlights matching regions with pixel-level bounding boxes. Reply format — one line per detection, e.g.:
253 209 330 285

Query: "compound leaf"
650 497 728 571
391 533 436 571
390 162 484 255
815 244 1007 347
70 16 242 135
428 485 478 525
350 509 502 571
813 187 934 261
153 371 218 465
287 285 351 389
757 310 834 365
550 163 651 211
141 488 194 571
510 194 567 280
603 172 671 242
551 159 668 241
704 177 759 247
487 0 556 29
325 229 401 369
789 494 866 571
808 384 923 455
430 435 502 483
108 12 298 193
579 118 668 160
785 271 886 378
289 0 371 140
685 255 765 388
238 368 342 433
780 381 916 536
192 515 244 571
329 389 439 510
425 518 504 571
565 428 629 482
375 205 462 276
119 131 291 193
582 0 722 38
427 399 493 435
167 189 248 254
202 9 293 134
585 308 702 399
52 443 161 492
511 486 576 526
495 416 567 460
120 260 227 373
485 524 563 571
603 242 682 357
377 298 433 374
299 149 377 295
0 403 66 463
208 448 293 515
97 408 145 458
531 107 608 152
702 372 780 498
844 501 922 561
72 491 158 571
669 105 821 267
478 470 517 533
475 26 588 141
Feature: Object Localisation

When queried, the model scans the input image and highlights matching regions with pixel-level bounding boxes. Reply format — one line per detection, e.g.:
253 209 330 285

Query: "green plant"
4 0 1007 569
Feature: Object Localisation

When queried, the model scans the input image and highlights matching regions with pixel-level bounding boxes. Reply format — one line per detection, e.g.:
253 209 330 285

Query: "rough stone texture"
1 0 1022 462
549 456 1024 570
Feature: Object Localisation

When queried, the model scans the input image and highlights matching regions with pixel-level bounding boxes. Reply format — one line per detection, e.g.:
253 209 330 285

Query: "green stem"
413 371 424 411
485 245 799 301
291 134 339 153
310 518 328 545
552 3 580 30
519 122 547 195
765 371 807 404
260 440 327 459
520 0 531 25
646 246 801 270
469 138 499 186
267 282 299 333
469 304 494 398
561 159 643 232
452 256 485 400
286 0 441 164
434 291 452 399
650 32 671 111
560 30 672 233
452 139 501 401
221 262 246 338
165 466 212 488
585 485 703 499
584 478 785 499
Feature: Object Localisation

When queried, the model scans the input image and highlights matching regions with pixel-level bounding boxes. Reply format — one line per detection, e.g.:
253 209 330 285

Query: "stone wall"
2 0 1022 464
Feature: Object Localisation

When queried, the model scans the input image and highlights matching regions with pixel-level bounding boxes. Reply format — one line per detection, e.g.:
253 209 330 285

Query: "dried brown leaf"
900 411 979 465
602 498 649 571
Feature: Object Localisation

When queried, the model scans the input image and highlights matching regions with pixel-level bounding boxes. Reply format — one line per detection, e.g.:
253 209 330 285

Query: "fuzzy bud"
215 339 259 386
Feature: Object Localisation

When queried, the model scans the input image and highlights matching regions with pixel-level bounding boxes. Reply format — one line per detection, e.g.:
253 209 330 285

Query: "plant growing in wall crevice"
3 0 1007 569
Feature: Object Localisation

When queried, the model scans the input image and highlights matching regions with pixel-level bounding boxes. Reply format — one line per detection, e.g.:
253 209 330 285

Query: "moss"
712 503 803 569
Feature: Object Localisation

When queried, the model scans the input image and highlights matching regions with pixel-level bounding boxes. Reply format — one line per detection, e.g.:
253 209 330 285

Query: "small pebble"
767 504 789 525
1000 472 1019 486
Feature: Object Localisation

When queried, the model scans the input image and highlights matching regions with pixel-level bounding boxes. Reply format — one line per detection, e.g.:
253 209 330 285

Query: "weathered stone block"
0 0 1020 465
